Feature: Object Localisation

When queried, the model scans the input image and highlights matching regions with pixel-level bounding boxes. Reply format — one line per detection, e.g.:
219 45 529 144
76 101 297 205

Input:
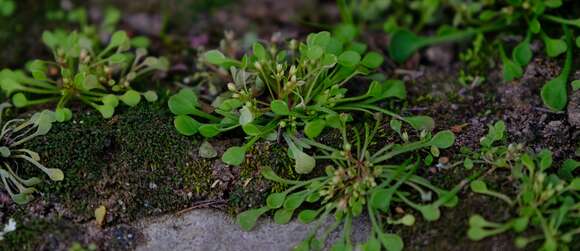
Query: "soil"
0 0 578 251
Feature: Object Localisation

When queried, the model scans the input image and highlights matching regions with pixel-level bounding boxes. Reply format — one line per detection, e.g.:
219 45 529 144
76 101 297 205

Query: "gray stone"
135 209 370 251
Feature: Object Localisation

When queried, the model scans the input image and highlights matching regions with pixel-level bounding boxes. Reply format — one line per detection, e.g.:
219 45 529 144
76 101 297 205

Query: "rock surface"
136 209 370 251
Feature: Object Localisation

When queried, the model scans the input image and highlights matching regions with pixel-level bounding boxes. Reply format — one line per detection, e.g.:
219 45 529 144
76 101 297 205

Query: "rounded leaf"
298 209 318 224
271 100 290 115
236 207 268 231
430 130 455 148
168 89 199 115
174 115 200 136
338 50 361 67
120 90 142 107
222 146 246 166
361 52 384 69
266 193 286 209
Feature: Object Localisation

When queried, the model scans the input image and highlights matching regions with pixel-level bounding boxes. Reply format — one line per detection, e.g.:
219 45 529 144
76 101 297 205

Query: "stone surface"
135 209 370 251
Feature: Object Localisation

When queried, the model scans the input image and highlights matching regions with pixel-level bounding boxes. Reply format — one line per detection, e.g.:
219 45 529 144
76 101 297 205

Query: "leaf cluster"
169 31 435 170
237 119 458 251
0 30 168 120
0 103 60 204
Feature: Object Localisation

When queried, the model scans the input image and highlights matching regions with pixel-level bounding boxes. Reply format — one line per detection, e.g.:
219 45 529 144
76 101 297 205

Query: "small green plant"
460 121 580 250
0 103 61 204
236 117 459 251
381 1 579 111
468 150 580 251
0 30 168 120
169 31 435 169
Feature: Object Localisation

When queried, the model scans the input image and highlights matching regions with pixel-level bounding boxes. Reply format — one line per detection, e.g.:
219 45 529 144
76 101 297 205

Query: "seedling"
461 121 580 251
468 151 580 251
378 0 579 111
0 103 61 204
0 30 168 120
169 31 435 169
237 117 460 251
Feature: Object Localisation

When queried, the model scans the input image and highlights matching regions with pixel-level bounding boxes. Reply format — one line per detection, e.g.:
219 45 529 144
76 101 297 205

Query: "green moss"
178 159 215 197
23 102 200 223
227 141 296 214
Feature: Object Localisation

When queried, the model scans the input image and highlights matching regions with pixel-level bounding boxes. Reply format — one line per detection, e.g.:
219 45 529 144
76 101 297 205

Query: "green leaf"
306 45 324 60
542 35 567 58
237 207 269 231
219 99 243 111
266 193 286 209
470 180 488 193
304 119 325 139
109 31 129 48
541 74 568 111
430 130 455 148
512 40 532 66
404 116 434 131
199 124 220 138
388 29 422 63
333 23 358 43
120 90 141 107
338 50 361 67
204 50 227 65
143 91 158 102
367 80 406 99
569 178 580 190
242 123 262 136
168 89 199 115
253 42 267 60
239 106 254 125
502 57 523 81
464 158 474 170
270 100 290 115
222 146 246 166
378 233 403 251
419 205 440 221
55 107 73 122
529 19 541 34
96 105 115 118
298 210 318 224
292 148 315 174
12 93 28 107
199 141 217 158
572 80 580 91
27 60 47 80
283 193 306 210
274 208 293 224
361 52 384 69
109 53 127 64
370 188 392 210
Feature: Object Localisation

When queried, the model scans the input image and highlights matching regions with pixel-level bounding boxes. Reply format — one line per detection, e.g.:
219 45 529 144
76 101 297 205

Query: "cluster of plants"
0 103 59 204
0 29 168 120
169 31 434 169
337 0 580 111
457 121 580 251
0 1 578 250
237 117 458 251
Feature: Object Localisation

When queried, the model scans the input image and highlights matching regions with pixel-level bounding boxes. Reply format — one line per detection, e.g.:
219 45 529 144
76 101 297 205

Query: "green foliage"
169 31 435 169
0 0 14 17
348 0 578 110
462 121 580 250
0 30 168 120
468 151 580 251
237 119 459 250
0 103 60 204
